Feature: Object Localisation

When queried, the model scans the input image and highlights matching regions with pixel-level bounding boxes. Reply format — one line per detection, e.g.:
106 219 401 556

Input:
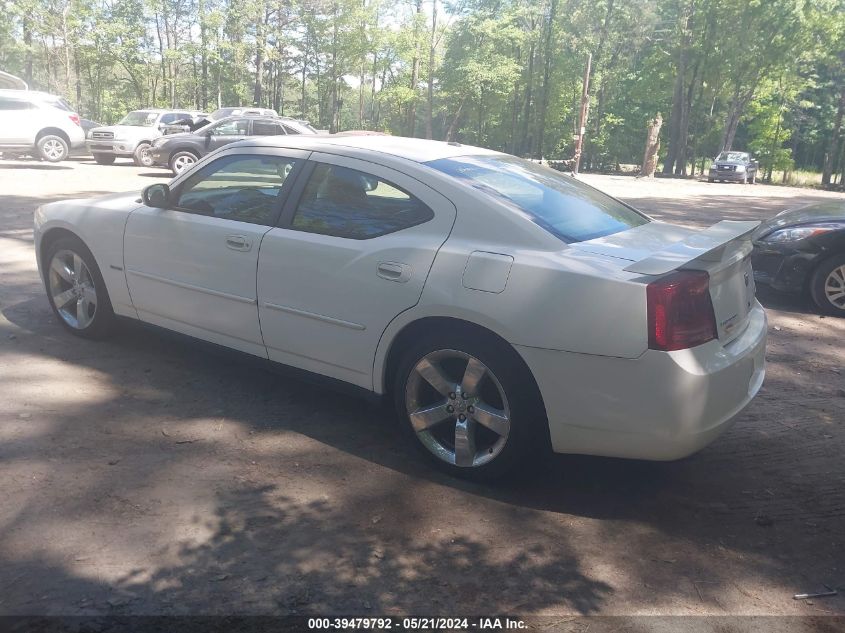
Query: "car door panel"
257 153 457 389
124 148 309 357
124 209 271 356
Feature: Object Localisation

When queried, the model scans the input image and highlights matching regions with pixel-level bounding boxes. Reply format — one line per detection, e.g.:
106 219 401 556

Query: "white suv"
0 90 85 162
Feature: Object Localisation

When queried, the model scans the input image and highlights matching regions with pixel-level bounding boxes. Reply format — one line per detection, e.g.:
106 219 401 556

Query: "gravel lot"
1 156 844 625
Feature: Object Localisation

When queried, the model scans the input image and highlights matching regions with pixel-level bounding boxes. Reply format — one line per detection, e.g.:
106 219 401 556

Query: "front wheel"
393 330 547 480
810 254 845 317
44 235 115 338
133 142 153 167
37 135 69 162
169 150 199 175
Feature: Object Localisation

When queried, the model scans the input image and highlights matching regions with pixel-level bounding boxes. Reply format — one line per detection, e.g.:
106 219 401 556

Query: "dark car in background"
149 115 317 174
708 151 758 184
752 201 845 315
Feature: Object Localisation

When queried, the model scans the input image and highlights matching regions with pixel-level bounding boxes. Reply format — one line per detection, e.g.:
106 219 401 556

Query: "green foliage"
0 0 842 176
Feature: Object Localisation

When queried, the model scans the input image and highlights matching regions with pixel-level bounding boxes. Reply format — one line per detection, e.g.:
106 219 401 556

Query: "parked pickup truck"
87 109 204 166
708 151 758 184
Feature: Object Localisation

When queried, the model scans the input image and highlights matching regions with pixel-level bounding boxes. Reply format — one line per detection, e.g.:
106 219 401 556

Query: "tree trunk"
641 113 663 177
407 0 423 136
444 97 465 141
23 16 33 87
536 0 558 159
199 0 208 110
822 85 845 186
425 0 438 139
519 39 536 156
253 9 268 106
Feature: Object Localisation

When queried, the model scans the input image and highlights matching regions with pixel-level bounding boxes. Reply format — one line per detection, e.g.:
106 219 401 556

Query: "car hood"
712 161 744 167
753 201 845 238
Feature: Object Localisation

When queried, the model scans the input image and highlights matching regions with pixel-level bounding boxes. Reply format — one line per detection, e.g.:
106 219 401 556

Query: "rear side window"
291 163 434 239
253 120 285 136
427 155 648 243
0 97 33 110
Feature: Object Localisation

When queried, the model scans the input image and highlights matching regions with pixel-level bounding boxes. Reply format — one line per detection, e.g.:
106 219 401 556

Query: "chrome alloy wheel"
42 139 66 161
172 154 196 173
405 349 511 468
138 147 154 167
824 265 845 309
48 249 97 329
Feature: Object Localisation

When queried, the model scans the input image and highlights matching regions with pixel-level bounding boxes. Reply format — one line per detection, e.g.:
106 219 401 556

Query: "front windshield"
118 111 158 126
427 154 649 243
717 152 747 162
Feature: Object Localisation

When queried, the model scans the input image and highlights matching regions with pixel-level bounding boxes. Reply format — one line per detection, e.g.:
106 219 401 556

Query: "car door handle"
377 261 411 283
225 235 252 251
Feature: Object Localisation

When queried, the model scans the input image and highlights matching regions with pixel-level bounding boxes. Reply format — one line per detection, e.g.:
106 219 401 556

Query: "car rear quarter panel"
373 179 650 394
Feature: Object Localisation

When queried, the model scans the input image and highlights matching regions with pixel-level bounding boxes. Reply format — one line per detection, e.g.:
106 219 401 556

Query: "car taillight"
647 270 717 351
69 113 81 126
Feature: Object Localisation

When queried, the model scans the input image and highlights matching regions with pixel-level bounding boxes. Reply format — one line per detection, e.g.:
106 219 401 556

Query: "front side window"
291 164 434 239
210 119 250 136
427 154 648 243
174 154 299 225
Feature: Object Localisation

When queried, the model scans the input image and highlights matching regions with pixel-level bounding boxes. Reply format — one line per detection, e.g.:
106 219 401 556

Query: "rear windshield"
427 154 648 243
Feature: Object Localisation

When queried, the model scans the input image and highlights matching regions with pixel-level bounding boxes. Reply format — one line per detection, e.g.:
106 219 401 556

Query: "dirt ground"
1 156 844 625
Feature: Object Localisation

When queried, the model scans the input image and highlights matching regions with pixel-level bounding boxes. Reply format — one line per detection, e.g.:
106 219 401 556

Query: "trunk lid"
572 220 760 344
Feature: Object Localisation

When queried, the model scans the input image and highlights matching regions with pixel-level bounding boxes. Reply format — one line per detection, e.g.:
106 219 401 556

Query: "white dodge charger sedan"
34 136 766 479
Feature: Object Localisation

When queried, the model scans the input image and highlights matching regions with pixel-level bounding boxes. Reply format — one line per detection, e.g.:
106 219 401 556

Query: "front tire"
810 254 845 317
37 135 69 162
169 150 199 175
393 329 547 481
44 235 115 338
133 142 153 167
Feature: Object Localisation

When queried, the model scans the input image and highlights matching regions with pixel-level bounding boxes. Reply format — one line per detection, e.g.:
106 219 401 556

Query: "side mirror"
142 183 171 208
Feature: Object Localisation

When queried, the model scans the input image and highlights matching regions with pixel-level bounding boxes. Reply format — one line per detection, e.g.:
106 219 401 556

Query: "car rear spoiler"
623 220 761 275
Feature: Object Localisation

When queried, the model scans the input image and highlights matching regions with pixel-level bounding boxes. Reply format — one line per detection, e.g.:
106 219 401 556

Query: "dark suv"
708 151 758 184
149 115 317 174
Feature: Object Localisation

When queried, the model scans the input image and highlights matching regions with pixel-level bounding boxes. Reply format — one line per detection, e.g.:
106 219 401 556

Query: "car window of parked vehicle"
210 119 250 136
0 97 34 110
44 97 73 111
174 154 300 226
159 112 190 125
118 111 158 126
252 120 285 135
291 164 434 239
427 154 649 243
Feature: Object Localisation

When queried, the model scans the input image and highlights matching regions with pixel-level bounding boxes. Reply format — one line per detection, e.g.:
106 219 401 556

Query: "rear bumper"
516 301 767 460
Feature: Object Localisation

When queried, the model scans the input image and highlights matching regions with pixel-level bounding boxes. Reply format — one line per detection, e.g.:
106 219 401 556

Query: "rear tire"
810 254 845 317
43 235 115 338
37 135 68 162
133 142 153 167
707 177 714 183
392 328 548 481
93 154 116 165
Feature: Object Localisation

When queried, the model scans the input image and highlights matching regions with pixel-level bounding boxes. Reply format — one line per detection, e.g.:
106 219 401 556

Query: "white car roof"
237 135 502 164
